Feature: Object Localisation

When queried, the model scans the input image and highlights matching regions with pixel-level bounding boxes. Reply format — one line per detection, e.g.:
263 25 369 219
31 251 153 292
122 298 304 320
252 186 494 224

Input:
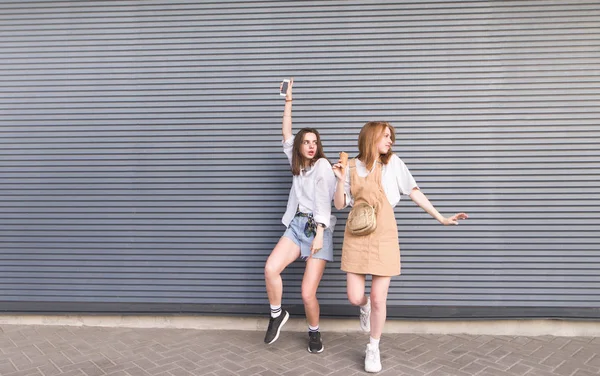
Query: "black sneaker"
308 331 324 353
264 310 289 344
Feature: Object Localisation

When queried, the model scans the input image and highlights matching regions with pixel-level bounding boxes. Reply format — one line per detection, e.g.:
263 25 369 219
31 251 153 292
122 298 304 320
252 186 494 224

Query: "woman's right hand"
332 160 346 181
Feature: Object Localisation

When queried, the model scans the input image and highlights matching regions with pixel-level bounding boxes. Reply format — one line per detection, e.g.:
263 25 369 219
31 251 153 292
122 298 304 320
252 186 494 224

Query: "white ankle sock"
308 324 319 333
270 304 282 318
370 337 380 349
360 296 371 311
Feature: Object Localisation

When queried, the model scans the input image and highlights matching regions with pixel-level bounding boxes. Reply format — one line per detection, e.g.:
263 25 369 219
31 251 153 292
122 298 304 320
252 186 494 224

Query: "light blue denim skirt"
283 214 334 262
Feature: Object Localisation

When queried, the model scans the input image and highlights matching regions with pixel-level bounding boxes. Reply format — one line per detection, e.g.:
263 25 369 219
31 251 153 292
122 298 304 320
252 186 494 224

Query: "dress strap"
348 158 358 187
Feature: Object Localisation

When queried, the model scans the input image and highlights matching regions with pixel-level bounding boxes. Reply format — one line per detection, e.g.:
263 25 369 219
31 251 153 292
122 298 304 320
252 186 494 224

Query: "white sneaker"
364 343 382 373
359 297 371 332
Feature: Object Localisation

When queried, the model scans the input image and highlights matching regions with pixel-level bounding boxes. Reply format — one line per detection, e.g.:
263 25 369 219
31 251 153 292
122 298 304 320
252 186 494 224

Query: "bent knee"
264 262 280 279
347 292 365 306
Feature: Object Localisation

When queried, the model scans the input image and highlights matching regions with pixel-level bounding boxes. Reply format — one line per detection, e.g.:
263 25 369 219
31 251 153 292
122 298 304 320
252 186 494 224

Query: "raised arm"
409 188 469 225
281 78 293 141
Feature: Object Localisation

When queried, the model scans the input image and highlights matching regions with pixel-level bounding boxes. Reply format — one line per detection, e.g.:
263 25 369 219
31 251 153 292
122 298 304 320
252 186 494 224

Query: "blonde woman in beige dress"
333 121 468 373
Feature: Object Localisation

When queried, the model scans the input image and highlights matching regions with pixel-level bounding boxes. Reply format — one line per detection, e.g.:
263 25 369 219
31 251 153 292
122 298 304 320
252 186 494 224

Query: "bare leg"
264 237 301 305
346 272 368 306
301 258 327 327
369 275 391 339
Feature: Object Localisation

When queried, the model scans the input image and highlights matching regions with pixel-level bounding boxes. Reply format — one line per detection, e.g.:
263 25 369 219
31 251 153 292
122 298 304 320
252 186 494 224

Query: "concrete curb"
2 315 600 337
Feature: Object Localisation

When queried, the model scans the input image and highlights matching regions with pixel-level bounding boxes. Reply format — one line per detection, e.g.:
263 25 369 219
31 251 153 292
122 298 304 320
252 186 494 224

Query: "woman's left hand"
440 212 469 225
310 231 324 255
280 78 293 101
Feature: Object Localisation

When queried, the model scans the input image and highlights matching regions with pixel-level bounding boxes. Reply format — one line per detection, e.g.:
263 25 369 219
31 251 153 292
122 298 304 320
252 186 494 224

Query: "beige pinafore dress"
341 159 400 276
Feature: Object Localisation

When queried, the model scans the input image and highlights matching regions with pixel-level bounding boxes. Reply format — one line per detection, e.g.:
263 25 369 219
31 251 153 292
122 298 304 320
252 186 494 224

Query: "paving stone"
1 324 600 375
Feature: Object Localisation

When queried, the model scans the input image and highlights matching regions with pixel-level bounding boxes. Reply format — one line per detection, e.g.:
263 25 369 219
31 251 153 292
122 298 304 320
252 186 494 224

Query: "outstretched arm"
409 188 468 225
281 78 293 141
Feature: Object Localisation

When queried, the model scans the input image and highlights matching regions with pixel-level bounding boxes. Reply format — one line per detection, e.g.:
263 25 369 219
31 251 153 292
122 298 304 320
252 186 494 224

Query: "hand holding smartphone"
280 79 290 96
280 78 293 101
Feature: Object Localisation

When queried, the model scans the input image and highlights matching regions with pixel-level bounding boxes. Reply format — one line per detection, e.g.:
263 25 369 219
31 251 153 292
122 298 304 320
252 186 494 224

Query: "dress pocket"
342 231 371 266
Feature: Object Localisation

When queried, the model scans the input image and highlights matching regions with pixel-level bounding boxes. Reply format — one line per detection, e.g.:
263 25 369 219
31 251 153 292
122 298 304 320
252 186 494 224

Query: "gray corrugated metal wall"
1 0 599 318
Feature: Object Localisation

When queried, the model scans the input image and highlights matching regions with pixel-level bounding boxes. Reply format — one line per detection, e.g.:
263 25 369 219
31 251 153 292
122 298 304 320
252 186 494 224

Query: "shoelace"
366 347 378 360
360 308 370 322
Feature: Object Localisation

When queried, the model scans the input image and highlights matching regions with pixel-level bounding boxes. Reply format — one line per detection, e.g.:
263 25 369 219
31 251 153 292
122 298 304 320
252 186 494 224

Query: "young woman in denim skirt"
333 121 468 373
263 78 337 354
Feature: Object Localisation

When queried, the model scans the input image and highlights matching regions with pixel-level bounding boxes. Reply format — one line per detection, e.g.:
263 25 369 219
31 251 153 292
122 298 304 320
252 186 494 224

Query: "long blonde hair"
357 121 395 170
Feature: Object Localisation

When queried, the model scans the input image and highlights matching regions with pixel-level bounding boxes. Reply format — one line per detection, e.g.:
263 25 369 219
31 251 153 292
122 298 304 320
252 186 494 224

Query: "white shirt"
343 154 419 208
282 138 337 229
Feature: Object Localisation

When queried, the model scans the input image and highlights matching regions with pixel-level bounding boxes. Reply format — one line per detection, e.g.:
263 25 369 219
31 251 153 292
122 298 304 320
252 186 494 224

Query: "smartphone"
280 79 290 96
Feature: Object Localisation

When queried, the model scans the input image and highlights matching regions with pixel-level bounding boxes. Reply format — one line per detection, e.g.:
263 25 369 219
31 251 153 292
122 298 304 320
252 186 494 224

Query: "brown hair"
291 128 327 176
357 121 395 170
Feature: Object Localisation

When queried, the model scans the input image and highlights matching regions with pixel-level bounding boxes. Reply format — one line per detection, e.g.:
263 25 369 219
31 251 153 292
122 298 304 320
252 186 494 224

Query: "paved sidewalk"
1 324 600 376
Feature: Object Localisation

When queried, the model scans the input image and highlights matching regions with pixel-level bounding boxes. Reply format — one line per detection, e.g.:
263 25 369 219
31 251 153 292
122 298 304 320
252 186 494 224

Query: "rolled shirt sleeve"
312 159 336 228
394 156 419 195
282 137 293 166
